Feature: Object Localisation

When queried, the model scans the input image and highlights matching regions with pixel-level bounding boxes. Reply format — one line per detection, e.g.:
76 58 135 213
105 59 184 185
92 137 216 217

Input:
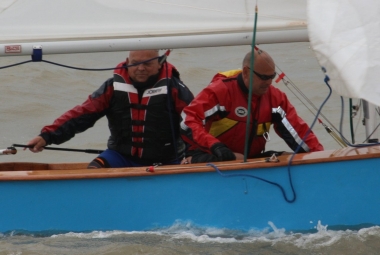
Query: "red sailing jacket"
181 70 323 157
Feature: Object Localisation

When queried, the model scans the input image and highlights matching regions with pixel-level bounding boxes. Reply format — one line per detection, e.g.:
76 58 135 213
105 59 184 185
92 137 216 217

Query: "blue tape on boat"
32 47 42 62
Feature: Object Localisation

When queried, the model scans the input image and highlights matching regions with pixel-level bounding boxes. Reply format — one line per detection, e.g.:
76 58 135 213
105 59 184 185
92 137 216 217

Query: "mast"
243 2 259 162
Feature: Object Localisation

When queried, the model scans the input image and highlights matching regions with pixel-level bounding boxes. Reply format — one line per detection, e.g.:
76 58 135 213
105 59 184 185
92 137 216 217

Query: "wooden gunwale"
0 145 379 181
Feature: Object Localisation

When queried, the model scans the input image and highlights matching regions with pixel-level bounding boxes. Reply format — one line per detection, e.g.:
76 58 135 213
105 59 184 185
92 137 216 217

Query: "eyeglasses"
247 67 276 81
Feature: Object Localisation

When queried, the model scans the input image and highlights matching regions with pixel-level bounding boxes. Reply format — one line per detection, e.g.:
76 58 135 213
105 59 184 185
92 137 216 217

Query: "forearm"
40 108 104 145
40 83 112 145
180 90 224 150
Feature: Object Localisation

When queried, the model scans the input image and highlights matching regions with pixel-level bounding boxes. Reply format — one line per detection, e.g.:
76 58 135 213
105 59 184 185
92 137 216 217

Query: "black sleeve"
188 149 219 163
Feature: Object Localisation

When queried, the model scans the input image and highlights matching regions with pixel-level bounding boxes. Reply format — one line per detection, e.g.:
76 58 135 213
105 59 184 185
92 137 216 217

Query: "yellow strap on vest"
219 69 242 78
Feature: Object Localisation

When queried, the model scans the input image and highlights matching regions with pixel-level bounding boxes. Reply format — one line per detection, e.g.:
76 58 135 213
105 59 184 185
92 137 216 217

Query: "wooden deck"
1 145 379 181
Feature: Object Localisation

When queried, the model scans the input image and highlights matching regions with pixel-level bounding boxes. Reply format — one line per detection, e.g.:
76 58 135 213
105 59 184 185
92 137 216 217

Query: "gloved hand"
210 143 236 161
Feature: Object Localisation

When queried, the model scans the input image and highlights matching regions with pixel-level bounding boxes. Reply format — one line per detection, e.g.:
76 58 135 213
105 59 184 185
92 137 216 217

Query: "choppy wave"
41 220 380 249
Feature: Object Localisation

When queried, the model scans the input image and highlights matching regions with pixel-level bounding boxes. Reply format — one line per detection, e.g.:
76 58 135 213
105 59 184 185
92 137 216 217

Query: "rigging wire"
254 47 348 147
275 65 338 132
273 60 376 147
318 119 346 148
283 68 380 148
0 60 33 69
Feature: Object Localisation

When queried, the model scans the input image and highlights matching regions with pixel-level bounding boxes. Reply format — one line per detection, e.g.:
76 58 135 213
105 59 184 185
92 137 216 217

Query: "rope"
207 163 296 203
0 55 162 71
0 60 33 69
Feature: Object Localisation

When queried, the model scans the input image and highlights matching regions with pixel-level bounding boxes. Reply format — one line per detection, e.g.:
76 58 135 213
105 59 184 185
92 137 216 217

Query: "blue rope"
207 162 296 203
285 68 333 182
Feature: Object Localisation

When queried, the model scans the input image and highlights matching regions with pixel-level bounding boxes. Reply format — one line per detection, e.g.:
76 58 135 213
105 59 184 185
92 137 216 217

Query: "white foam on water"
358 226 380 239
281 221 343 248
48 220 380 250
51 230 163 239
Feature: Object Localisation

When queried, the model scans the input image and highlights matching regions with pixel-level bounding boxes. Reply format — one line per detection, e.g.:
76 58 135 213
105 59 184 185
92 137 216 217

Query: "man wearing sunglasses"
180 49 323 163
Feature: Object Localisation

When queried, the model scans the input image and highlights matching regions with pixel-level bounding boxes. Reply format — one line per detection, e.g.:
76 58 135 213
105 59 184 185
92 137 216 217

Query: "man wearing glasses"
26 50 194 168
180 49 323 163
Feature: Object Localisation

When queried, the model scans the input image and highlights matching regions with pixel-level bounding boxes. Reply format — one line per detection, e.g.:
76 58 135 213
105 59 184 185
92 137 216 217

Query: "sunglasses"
247 67 276 81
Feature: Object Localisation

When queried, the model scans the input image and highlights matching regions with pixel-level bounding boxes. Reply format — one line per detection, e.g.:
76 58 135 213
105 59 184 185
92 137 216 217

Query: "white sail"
307 0 380 107
0 0 307 55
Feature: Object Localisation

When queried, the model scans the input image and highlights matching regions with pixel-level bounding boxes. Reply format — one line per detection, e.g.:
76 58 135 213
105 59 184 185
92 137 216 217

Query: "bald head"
242 49 275 70
241 49 276 96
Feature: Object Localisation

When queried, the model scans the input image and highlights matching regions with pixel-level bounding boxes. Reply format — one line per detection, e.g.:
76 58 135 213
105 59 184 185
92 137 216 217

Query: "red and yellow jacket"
180 70 323 158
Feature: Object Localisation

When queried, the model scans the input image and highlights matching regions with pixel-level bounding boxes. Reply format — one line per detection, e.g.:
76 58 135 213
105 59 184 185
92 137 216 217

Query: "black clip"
265 153 280 163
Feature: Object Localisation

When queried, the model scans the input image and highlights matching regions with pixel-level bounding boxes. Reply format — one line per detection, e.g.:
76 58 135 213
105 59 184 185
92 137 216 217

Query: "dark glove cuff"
210 142 236 161
39 133 51 145
210 142 224 153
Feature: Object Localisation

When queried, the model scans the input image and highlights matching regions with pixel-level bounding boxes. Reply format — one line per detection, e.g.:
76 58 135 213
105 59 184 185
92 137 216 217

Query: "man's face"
242 60 276 96
126 50 161 83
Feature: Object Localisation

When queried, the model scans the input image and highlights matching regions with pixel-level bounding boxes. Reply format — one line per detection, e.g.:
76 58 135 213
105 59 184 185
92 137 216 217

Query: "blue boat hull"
1 151 379 233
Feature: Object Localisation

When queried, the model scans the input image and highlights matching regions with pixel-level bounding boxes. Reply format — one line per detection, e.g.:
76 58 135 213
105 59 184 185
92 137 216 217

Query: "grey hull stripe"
272 107 310 152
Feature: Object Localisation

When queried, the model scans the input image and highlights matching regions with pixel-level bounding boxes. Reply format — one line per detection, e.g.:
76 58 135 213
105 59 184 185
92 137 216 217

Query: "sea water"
1 223 380 254
0 43 373 254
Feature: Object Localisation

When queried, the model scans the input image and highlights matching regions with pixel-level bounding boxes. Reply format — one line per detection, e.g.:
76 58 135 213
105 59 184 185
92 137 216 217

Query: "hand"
234 153 244 160
26 136 47 153
211 143 236 161
181 156 192 165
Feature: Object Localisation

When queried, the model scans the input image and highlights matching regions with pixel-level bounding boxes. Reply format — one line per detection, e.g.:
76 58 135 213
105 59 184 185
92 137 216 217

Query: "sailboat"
1 0 380 234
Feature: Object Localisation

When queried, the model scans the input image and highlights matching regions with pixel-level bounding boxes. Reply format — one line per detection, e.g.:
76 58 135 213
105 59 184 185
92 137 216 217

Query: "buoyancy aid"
107 62 184 162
